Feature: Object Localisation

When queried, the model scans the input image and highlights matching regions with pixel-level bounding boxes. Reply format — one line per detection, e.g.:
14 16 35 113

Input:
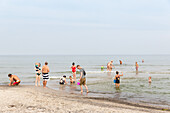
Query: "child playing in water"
149 76 152 83
59 75 67 85
69 76 74 84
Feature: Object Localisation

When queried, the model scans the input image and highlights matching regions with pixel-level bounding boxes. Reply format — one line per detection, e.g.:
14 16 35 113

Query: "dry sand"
0 85 169 113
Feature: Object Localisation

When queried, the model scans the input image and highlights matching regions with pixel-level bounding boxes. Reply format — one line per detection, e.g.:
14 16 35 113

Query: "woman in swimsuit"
114 71 123 87
71 62 76 83
35 63 41 86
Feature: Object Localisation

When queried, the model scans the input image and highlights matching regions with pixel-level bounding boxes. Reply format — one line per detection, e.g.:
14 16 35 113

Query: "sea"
0 55 170 109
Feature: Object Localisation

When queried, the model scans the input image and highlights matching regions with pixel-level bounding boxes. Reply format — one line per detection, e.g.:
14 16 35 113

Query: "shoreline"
0 85 169 113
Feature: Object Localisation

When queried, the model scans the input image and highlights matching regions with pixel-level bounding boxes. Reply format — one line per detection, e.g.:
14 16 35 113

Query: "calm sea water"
0 55 170 108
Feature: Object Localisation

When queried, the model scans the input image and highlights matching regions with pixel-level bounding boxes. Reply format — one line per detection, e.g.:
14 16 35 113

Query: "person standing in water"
35 63 41 86
142 59 144 63
71 62 76 83
149 76 152 83
8 74 21 86
77 65 88 93
119 60 123 65
114 71 123 87
135 62 139 73
107 60 115 72
42 62 50 88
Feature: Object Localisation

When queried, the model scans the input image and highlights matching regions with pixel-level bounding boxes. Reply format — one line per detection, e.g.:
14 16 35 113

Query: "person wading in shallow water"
135 62 139 74
114 71 123 88
8 74 21 86
71 62 76 83
77 65 88 93
42 62 50 88
107 60 115 72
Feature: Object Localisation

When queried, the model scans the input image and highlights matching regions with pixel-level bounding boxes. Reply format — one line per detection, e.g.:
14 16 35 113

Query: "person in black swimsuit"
114 71 123 87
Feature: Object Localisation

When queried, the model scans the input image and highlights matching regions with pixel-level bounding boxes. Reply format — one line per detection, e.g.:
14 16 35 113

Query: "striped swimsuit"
42 73 49 81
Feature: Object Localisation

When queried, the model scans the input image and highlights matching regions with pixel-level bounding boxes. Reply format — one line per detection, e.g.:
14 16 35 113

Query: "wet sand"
0 85 169 113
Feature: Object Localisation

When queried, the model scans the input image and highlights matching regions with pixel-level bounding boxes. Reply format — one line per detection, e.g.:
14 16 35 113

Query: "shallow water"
0 55 170 108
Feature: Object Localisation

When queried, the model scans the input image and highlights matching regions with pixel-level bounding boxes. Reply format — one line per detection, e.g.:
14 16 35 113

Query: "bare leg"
84 85 88 93
38 76 41 86
80 85 83 93
73 72 76 82
45 81 47 88
43 81 46 88
35 75 38 86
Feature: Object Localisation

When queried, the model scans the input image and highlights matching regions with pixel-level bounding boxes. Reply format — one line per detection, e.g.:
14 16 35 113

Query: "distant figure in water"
142 59 144 63
101 66 104 71
149 76 152 83
71 62 76 83
114 71 123 87
35 63 41 86
135 62 139 73
8 74 21 86
119 60 123 65
107 60 115 72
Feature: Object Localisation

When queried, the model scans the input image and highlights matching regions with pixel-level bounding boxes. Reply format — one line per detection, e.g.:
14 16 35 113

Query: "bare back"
42 65 49 73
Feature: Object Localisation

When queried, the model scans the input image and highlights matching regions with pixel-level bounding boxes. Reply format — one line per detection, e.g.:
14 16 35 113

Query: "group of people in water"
8 59 151 92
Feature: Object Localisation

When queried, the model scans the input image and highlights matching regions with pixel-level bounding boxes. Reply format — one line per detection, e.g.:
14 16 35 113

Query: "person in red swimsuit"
71 62 76 83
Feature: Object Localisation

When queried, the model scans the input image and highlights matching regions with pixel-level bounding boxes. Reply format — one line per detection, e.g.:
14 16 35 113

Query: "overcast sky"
0 0 170 55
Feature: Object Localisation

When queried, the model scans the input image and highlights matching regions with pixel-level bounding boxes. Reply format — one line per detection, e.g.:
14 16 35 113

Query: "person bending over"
59 75 67 85
8 74 21 86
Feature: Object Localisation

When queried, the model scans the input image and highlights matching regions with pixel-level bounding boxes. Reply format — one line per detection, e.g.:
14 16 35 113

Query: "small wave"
86 71 122 74
150 72 170 74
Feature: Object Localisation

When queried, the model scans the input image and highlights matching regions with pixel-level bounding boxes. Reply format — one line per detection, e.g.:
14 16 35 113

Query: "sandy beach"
0 85 169 113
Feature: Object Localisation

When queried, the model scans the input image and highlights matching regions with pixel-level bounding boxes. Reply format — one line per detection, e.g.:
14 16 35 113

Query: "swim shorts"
42 73 49 81
13 80 21 85
80 78 86 85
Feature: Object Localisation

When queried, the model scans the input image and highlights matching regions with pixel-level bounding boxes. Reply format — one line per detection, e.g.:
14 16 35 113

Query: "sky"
0 0 170 55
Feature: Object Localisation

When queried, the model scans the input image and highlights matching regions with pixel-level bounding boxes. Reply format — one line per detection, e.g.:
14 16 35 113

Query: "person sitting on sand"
149 76 152 83
114 71 123 87
8 74 21 86
59 75 67 85
69 76 74 84
77 65 89 93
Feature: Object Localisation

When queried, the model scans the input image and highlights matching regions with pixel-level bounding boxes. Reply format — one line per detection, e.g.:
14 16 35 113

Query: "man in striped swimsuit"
42 62 50 88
